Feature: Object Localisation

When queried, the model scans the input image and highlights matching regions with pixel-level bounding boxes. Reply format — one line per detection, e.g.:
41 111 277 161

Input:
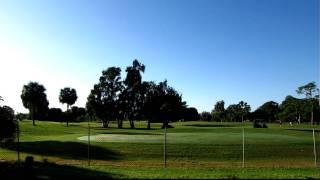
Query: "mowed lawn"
1 120 320 179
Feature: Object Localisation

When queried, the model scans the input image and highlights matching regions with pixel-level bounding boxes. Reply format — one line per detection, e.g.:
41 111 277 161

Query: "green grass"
1 120 320 178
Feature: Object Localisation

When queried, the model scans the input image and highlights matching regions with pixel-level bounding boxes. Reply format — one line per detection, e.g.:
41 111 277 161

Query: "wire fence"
0 120 319 169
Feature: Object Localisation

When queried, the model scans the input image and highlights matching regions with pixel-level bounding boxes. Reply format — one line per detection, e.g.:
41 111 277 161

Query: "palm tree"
21 82 49 126
59 87 78 127
123 59 145 129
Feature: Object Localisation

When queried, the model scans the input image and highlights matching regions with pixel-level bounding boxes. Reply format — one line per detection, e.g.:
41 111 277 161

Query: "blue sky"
0 0 319 113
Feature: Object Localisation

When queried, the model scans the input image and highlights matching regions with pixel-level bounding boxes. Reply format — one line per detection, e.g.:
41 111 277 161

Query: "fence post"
242 115 245 168
164 125 167 168
242 126 245 168
17 120 20 164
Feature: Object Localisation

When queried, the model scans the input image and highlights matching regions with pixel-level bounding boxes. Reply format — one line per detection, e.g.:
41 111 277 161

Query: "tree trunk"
117 119 123 129
311 111 314 126
147 120 151 130
31 105 35 126
161 121 168 129
310 102 314 126
295 108 298 123
129 119 135 129
102 120 109 128
67 104 69 127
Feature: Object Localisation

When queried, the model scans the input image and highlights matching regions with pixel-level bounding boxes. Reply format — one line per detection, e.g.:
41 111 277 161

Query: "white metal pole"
313 128 317 167
164 125 167 168
242 126 245 168
242 115 245 168
88 119 91 166
17 120 20 163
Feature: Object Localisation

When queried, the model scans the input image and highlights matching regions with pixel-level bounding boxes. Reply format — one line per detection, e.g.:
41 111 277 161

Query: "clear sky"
0 0 319 113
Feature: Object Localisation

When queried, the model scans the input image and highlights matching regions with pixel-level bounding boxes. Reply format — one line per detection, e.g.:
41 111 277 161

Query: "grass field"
1 120 320 179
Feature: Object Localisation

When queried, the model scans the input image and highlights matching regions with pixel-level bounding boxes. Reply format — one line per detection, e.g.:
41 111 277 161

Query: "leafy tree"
277 96 299 123
59 87 78 126
200 111 212 121
0 105 18 143
123 59 146 129
183 107 200 121
297 82 317 98
239 101 251 122
21 82 49 126
15 113 29 121
251 101 279 122
296 81 318 125
212 100 225 122
47 108 64 122
143 80 186 129
277 95 318 124
142 81 163 129
139 81 157 129
226 104 241 121
86 67 123 128
225 104 241 122
158 84 186 128
116 92 128 128
68 106 87 122
225 101 250 122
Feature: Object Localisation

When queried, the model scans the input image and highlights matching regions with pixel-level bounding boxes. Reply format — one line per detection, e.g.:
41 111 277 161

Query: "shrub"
16 113 29 121
253 119 268 128
0 106 18 143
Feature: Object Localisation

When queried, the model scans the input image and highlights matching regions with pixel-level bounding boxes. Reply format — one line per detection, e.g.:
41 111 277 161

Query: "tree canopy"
143 80 186 129
122 59 146 129
296 81 318 125
0 105 17 143
251 101 279 122
87 67 123 128
21 82 49 126
59 87 78 126
212 100 225 122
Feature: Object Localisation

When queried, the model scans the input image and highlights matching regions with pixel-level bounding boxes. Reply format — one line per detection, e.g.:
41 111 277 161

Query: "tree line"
85 60 199 129
203 82 320 125
19 82 85 126
1 59 319 142
17 60 199 129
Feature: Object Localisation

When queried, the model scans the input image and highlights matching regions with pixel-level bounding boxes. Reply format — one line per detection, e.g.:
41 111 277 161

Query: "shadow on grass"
97 132 162 136
285 128 320 133
185 124 235 128
2 141 121 160
0 160 119 179
93 127 160 131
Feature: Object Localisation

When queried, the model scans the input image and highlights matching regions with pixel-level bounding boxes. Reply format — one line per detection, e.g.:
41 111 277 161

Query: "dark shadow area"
185 124 235 128
134 127 160 130
2 141 121 160
98 132 161 136
0 160 118 179
285 128 320 133
93 127 159 131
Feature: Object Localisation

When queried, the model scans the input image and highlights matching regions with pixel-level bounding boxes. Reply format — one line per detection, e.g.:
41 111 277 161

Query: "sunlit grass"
1 120 320 178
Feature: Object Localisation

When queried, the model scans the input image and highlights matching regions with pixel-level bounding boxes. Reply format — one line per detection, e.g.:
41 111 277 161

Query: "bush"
68 106 87 122
47 108 64 122
200 112 212 121
253 119 268 128
0 106 18 143
16 113 29 121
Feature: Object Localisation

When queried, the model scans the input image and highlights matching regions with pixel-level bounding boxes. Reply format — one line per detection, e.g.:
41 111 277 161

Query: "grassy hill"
1 120 320 179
